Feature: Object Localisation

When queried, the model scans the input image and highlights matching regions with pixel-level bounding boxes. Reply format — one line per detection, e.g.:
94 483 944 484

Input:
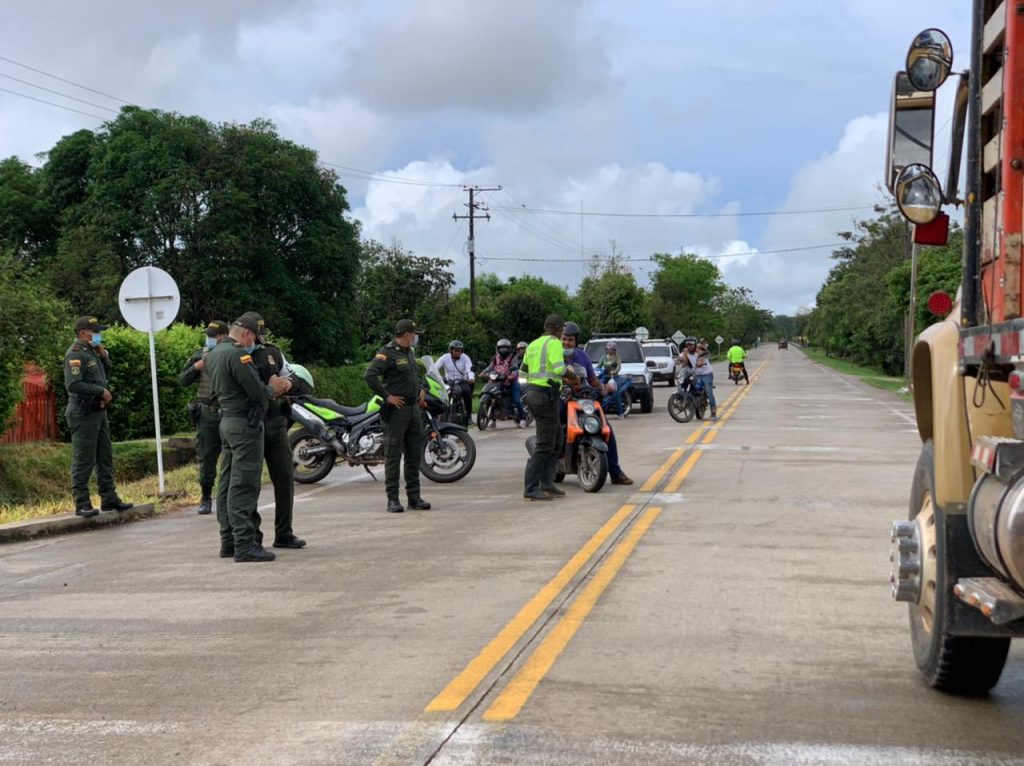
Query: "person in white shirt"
435 340 475 424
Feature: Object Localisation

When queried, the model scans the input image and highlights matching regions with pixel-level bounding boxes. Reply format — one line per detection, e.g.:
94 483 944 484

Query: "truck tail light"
926 290 953 317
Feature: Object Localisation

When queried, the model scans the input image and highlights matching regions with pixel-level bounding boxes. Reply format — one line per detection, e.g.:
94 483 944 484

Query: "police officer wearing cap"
364 319 431 513
179 320 229 515
519 314 572 501
63 315 133 517
246 313 305 549
208 313 292 562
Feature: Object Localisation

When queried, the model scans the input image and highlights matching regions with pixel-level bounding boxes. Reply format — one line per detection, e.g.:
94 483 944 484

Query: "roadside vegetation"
800 345 910 400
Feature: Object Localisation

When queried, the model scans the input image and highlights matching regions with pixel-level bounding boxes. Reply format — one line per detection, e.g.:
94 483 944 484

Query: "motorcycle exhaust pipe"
291 405 345 456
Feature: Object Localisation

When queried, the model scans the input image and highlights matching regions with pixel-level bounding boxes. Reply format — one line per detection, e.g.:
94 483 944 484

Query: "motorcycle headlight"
581 401 595 415
582 415 601 434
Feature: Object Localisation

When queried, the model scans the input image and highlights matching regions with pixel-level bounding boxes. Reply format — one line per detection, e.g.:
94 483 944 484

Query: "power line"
321 161 465 188
476 243 849 263
0 54 131 104
490 203 875 218
0 72 119 113
498 187 582 251
0 85 107 120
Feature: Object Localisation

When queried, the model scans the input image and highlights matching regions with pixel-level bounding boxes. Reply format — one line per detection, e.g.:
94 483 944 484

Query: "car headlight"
631 374 645 384
582 415 601 434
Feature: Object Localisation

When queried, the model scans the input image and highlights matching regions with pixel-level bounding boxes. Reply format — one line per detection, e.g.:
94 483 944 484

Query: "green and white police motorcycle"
286 358 476 485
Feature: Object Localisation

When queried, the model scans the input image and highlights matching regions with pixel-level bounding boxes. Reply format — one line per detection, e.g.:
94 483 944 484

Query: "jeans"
696 373 716 408
559 399 626 479
509 379 526 421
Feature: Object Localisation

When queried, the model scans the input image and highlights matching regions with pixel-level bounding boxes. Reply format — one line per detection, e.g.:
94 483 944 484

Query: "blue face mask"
91 332 102 347
244 343 256 354
205 337 217 350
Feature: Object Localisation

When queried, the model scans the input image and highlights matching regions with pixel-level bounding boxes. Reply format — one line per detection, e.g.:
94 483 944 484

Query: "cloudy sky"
2 0 969 313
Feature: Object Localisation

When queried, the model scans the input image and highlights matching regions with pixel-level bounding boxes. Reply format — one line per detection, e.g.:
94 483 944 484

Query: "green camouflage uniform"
252 342 294 542
63 341 118 508
207 340 273 551
179 346 222 497
364 341 424 502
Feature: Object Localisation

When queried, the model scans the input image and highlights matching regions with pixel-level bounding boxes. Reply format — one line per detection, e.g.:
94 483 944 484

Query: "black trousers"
523 385 562 494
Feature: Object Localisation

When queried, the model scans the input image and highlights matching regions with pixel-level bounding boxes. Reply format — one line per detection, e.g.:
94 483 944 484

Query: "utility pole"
453 184 502 315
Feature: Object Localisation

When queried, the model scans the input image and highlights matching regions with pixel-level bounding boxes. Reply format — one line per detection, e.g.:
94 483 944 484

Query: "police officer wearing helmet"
520 314 572 501
248 313 305 549
364 319 431 514
63 315 134 517
179 320 229 515
208 313 292 562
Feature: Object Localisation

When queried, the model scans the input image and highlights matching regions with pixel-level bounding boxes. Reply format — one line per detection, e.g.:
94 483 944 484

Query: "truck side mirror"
885 72 936 193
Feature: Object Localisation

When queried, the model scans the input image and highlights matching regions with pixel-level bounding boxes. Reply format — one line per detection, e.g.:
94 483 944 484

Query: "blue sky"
1 0 970 313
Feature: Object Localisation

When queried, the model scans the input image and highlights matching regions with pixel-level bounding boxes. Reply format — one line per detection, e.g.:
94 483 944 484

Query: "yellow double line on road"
425 360 767 724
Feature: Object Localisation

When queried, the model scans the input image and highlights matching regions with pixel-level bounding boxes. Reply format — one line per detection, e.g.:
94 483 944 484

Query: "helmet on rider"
516 341 527 352
496 339 512 358
684 336 697 348
605 341 617 351
449 340 464 354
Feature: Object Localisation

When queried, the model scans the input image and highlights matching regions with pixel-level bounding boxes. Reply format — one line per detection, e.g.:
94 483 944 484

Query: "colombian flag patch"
240 354 252 364
375 353 387 361
68 359 81 366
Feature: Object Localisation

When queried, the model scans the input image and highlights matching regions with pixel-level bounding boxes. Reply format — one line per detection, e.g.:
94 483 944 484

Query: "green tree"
34 108 362 364
354 240 455 355
649 252 725 339
575 256 652 339
714 286 773 345
494 275 574 344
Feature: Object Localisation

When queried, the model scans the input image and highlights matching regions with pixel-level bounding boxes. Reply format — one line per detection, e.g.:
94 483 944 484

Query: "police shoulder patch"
68 359 82 366
375 353 388 361
240 354 253 364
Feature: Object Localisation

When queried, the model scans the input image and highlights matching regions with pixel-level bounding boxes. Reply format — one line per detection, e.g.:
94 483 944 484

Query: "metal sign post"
118 267 180 494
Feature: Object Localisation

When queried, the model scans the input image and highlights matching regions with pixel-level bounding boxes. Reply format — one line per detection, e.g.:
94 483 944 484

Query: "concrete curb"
0 504 158 544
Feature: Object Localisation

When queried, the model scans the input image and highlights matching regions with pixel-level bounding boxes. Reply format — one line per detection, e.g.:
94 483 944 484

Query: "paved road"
1 347 1022 765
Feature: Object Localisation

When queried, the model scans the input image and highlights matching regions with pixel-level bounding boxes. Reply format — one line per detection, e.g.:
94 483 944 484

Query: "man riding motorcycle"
678 337 717 419
726 339 749 384
481 338 527 427
597 341 627 416
436 340 475 424
560 322 633 485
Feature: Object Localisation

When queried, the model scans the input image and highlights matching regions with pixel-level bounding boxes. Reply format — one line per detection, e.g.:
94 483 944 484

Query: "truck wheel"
908 440 1010 693
640 390 653 413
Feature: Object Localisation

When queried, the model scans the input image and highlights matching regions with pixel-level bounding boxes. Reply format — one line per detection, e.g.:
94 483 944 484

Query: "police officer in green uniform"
63 316 134 517
207 314 292 562
178 320 229 515
520 314 571 501
249 314 305 549
364 319 431 514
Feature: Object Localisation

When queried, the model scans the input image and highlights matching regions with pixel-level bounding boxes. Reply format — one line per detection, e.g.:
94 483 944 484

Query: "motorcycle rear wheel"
421 429 477 483
289 430 337 484
668 393 694 423
578 445 609 492
476 397 491 430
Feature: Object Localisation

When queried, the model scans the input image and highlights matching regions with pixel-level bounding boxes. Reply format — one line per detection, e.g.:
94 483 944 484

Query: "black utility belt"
220 412 251 419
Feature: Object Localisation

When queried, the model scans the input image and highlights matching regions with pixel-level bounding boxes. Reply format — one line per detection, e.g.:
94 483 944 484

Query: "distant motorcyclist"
678 336 717 419
481 338 527 427
560 322 633 485
726 339 749 384
436 340 475 423
598 341 626 416
513 341 527 368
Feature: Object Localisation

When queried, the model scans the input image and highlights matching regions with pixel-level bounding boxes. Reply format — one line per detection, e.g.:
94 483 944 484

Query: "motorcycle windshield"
421 355 449 404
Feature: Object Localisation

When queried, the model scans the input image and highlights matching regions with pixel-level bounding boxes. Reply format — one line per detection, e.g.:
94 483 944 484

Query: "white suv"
583 336 655 413
642 340 680 385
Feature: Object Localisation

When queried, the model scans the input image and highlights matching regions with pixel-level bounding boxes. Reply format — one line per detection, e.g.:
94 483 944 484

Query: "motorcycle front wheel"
476 396 491 430
289 429 337 484
421 429 477 483
668 392 695 423
577 445 609 492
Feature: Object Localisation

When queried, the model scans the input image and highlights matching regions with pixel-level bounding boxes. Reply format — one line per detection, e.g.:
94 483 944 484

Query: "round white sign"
118 267 180 333
634 326 650 342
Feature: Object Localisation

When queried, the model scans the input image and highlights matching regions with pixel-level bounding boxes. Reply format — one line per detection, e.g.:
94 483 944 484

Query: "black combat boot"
100 498 134 512
407 497 431 510
197 493 213 515
387 498 405 513
234 545 276 562
75 505 99 518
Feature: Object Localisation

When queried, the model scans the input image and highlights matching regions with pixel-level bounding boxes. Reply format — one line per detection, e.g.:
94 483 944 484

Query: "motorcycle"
476 371 532 430
729 362 746 384
287 356 476 484
596 367 633 417
526 374 611 492
668 369 709 423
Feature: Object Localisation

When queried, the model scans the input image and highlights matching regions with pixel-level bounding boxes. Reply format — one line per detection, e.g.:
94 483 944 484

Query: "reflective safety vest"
520 335 567 388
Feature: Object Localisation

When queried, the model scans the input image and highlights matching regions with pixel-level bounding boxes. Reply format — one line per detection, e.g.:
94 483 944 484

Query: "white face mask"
412 334 420 347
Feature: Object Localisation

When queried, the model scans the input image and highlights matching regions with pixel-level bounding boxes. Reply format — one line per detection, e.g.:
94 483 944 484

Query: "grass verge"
800 346 911 401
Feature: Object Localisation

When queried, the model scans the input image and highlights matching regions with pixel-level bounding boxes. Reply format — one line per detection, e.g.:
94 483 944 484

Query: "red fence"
1 364 59 444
